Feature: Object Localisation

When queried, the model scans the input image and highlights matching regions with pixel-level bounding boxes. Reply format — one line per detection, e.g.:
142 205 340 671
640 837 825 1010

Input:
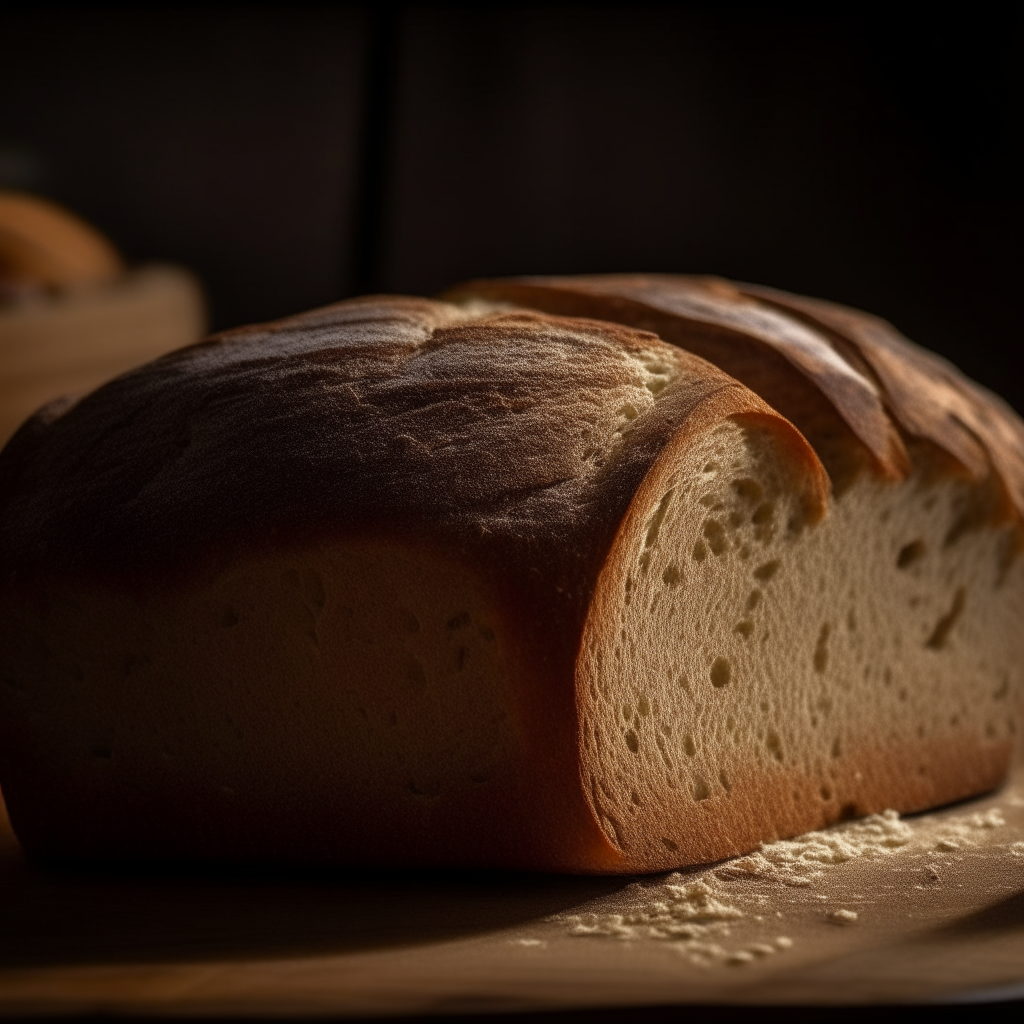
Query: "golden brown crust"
443 275 911 486
0 297 766 591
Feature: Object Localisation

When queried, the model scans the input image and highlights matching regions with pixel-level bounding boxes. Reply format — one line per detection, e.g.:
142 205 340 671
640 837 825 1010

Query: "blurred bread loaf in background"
0 191 205 443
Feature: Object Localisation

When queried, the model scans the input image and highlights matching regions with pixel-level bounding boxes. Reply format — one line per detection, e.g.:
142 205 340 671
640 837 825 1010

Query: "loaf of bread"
0 191 123 293
0 281 1021 872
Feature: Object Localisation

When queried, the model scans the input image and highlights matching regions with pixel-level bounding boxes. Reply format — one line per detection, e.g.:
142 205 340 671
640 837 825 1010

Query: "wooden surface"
1 763 1023 1018
0 265 205 444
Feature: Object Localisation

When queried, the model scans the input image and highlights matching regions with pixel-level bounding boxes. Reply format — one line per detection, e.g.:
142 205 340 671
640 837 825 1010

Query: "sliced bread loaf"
0 285 1020 871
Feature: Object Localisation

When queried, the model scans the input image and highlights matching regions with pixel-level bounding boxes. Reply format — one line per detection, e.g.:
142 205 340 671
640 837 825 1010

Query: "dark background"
3 3 1020 409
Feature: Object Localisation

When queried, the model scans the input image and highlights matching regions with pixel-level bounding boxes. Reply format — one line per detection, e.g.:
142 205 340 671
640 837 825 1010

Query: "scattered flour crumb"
969 809 1006 829
559 880 771 966
713 805 1012 882
827 909 859 925
930 808 1006 851
716 809 913 887
1010 842 1024 859
566 880 742 941
557 878 803 968
726 950 755 965
511 938 546 947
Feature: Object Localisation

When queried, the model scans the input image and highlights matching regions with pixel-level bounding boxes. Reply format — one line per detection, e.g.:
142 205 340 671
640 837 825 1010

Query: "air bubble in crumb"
710 657 731 688
813 624 830 673
733 478 764 503
703 520 727 556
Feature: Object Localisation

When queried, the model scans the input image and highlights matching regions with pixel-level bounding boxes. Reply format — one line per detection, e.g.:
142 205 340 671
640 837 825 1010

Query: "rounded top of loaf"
445 274 1024 520
0 295 815 593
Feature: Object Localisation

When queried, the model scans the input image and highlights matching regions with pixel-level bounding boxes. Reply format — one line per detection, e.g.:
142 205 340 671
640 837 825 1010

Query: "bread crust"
445 274 1024 530
734 281 1024 521
443 275 910 487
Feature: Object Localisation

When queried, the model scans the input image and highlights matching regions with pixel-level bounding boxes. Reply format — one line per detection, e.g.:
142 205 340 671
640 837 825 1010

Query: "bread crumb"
775 936 794 949
511 938 546 947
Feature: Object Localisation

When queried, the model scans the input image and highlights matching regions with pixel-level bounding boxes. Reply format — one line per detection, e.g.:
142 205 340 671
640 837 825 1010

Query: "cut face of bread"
581 418 1021 870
